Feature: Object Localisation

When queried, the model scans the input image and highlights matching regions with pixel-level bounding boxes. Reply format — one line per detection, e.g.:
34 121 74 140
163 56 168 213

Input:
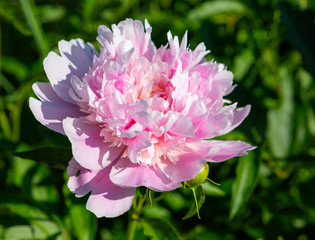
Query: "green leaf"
266 67 294 158
83 0 99 22
22 163 59 203
230 153 259 219
290 103 308 155
1 201 61 239
69 204 97 240
4 225 34 240
203 181 226 197
143 205 171 219
1 57 29 82
141 218 182 240
278 2 315 79
0 0 31 36
20 0 49 56
232 48 255 81
182 185 205 220
37 5 66 24
164 192 186 211
188 0 251 22
307 103 315 136
13 146 72 169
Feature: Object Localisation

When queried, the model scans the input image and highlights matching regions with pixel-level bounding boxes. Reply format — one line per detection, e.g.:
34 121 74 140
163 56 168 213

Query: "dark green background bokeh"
1 0 315 239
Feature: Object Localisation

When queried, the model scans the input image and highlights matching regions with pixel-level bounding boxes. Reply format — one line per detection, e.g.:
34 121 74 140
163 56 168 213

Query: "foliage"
1 0 315 239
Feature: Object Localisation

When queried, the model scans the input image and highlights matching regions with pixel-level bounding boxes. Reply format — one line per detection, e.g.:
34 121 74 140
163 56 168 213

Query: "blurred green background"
1 0 315 239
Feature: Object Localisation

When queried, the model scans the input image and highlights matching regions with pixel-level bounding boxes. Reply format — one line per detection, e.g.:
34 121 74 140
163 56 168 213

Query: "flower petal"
110 158 180 191
230 105 251 130
127 133 151 163
120 19 154 59
43 39 96 104
58 40 93 77
67 158 98 197
169 116 195 138
32 82 64 103
63 117 125 171
205 140 256 162
29 97 82 134
43 51 75 103
67 159 135 218
69 38 99 61
158 143 209 182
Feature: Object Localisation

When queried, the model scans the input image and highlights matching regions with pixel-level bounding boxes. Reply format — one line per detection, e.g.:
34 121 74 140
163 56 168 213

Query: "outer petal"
32 82 65 103
29 96 82 134
212 105 251 137
195 104 251 139
43 51 76 104
110 158 180 191
212 70 234 95
158 143 209 182
230 105 251 130
69 38 99 61
205 140 256 162
43 40 95 104
67 159 135 218
58 40 93 77
63 117 125 171
67 158 99 197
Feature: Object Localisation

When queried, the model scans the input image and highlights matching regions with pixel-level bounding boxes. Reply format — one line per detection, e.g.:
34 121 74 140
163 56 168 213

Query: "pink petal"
58 40 93 77
158 143 209 182
29 97 82 134
69 75 88 102
169 116 195 138
205 140 256 162
213 70 234 95
32 82 64 103
63 117 125 171
195 104 250 139
110 158 180 191
43 52 75 103
97 25 113 47
231 105 251 130
187 99 209 124
191 42 209 67
67 159 135 218
195 114 230 140
120 19 154 59
43 40 95 104
69 38 99 61
67 158 98 197
127 133 151 163
211 105 251 138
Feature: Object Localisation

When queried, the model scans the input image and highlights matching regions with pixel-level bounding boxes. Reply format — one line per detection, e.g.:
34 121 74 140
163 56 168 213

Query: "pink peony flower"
30 19 255 218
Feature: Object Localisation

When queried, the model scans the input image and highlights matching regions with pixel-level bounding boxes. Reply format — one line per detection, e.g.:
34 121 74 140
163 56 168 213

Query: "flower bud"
184 163 209 189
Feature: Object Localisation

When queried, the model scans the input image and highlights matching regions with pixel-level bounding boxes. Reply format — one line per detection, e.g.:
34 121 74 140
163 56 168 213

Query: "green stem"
126 213 138 240
152 191 170 203
192 188 201 219
126 188 171 239
0 97 12 140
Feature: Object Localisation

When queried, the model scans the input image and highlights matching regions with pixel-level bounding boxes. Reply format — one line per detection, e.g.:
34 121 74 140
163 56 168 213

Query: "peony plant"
30 18 255 218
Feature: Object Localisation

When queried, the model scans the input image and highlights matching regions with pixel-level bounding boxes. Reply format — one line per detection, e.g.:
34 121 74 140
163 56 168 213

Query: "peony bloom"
30 19 255 218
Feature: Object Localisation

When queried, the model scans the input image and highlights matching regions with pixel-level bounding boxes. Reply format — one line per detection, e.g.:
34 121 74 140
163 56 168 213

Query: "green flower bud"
184 163 209 189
